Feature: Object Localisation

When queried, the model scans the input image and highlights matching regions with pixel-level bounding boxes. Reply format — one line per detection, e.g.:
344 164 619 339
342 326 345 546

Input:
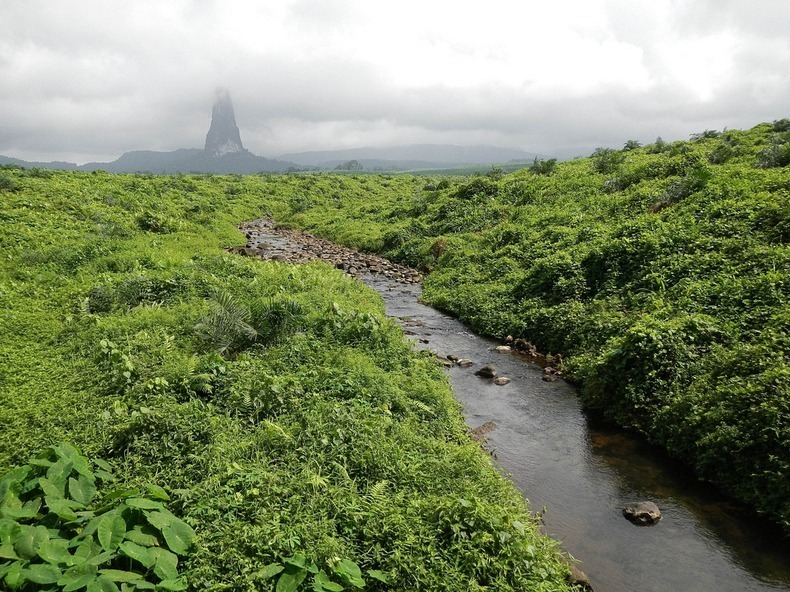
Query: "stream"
239 220 790 592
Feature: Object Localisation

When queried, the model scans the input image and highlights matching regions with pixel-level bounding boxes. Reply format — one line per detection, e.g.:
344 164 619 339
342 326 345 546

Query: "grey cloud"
1 1 789 163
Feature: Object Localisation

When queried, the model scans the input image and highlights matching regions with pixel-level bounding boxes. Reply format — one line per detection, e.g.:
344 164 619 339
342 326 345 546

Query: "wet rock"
470 420 497 441
475 365 497 378
493 377 511 385
456 359 474 367
622 501 662 526
542 374 558 382
566 564 594 591
513 338 538 356
446 354 459 362
495 345 512 353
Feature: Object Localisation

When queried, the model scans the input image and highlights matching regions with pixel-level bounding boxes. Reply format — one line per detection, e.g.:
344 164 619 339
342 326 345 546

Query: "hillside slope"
274 121 790 531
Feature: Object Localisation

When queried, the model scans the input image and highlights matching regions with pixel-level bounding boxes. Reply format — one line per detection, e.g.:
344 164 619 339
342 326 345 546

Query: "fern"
194 290 258 355
249 297 304 343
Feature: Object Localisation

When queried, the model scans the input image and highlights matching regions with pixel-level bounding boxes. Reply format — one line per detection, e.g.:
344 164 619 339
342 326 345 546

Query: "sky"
1 0 789 164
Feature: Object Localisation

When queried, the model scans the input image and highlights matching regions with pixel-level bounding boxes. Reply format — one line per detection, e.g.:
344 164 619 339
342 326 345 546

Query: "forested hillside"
273 121 790 531
0 169 575 590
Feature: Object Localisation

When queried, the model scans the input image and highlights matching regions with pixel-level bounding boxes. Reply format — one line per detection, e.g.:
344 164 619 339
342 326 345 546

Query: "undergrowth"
0 170 576 590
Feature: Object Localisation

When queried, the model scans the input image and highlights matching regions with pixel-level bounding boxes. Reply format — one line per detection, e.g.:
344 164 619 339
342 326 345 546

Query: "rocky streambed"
232 219 423 284
231 218 790 592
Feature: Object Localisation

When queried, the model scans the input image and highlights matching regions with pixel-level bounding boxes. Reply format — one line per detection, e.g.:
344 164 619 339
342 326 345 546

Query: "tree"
531 157 557 175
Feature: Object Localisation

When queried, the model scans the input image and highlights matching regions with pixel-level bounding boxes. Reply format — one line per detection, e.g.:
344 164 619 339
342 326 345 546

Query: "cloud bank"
1 0 788 163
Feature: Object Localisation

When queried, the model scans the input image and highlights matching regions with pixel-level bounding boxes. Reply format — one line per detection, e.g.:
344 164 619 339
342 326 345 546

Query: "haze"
1 0 789 164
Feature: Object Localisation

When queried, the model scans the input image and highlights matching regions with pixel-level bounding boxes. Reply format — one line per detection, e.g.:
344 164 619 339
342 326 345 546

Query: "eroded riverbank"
235 218 790 592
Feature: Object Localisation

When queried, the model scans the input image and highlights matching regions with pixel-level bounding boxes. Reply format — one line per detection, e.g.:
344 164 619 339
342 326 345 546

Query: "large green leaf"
126 498 164 511
58 563 98 591
1 498 41 520
14 524 50 560
99 569 143 582
144 509 176 530
38 537 74 565
23 563 62 584
124 525 160 547
150 547 179 581
276 566 308 592
69 474 97 506
47 458 74 487
119 541 155 568
55 444 94 479
367 569 390 584
0 466 30 500
0 518 20 544
313 570 344 591
86 574 121 592
333 559 365 588
161 518 195 555
155 577 188 591
256 563 284 580
0 542 19 560
39 476 66 499
72 538 102 563
3 560 24 588
46 496 82 521
144 485 170 502
98 513 126 552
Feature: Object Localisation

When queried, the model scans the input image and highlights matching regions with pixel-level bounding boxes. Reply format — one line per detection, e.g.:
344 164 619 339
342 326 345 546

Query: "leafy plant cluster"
268 121 790 531
0 444 194 591
0 170 577 590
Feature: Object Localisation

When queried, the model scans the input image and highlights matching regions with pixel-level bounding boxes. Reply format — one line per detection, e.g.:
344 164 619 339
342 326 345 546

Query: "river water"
246 224 790 592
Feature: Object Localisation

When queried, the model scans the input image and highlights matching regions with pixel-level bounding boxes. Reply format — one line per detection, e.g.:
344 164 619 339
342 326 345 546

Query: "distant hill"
1 150 299 174
0 155 79 171
0 145 543 174
277 144 541 170
79 149 298 174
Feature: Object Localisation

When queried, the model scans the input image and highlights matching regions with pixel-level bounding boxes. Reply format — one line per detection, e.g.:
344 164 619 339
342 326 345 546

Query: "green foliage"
266 122 790 532
0 444 194 591
194 291 305 356
531 158 557 176
0 169 574 589
590 147 625 174
755 132 790 168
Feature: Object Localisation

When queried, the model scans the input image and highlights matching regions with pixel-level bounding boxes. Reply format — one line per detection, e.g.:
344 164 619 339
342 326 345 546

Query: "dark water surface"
249 226 790 592
366 277 790 592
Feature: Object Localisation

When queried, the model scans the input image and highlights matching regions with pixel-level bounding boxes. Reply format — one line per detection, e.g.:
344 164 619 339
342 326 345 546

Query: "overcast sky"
2 0 789 164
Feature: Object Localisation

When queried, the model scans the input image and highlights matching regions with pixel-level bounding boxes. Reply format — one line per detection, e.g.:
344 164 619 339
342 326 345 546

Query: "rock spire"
204 88 245 157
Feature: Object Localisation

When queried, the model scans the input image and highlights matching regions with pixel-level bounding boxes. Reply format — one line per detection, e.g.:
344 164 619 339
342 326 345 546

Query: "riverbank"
270 123 790 532
228 217 790 592
0 168 579 590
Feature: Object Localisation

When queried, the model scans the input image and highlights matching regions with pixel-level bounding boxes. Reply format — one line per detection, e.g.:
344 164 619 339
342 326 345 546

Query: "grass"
0 168 577 590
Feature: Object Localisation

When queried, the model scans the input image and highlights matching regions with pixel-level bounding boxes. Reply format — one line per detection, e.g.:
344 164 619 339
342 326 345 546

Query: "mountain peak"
204 88 245 158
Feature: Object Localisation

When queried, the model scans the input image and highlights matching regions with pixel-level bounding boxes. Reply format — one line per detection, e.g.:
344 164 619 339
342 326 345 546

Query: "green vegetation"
0 170 575 590
1 444 194 591
272 121 790 532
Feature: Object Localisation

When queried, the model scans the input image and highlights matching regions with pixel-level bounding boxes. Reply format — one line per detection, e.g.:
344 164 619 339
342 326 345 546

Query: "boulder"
622 501 662 526
457 359 474 367
475 365 497 378
493 377 511 385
